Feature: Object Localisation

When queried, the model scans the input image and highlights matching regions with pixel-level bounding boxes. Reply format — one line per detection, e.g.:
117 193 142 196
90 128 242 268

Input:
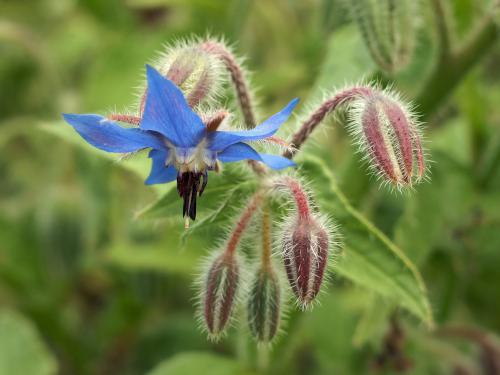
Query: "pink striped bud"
349 91 426 188
140 40 224 113
281 215 330 309
200 252 240 339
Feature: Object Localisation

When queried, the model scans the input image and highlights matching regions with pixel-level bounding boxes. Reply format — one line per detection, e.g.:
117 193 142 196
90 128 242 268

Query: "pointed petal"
145 149 178 185
208 98 299 151
140 65 206 147
217 142 296 170
63 113 164 153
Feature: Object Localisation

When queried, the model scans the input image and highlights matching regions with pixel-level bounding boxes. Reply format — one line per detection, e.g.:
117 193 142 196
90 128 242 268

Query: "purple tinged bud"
352 92 426 187
247 268 282 343
202 252 240 338
282 215 329 309
140 41 224 113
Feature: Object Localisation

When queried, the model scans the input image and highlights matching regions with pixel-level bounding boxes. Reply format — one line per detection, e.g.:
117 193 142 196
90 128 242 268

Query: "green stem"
415 0 498 119
257 345 270 373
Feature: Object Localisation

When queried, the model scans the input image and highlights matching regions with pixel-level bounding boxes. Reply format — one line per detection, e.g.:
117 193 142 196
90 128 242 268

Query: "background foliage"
1 0 499 374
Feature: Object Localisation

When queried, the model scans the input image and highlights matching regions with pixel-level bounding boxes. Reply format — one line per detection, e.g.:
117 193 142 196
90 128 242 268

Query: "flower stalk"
283 86 374 159
246 207 282 344
200 40 257 129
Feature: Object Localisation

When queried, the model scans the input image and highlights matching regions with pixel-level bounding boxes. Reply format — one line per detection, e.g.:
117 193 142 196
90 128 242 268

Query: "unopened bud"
350 91 426 187
282 215 330 309
247 267 282 344
200 252 240 339
141 41 224 112
348 0 418 73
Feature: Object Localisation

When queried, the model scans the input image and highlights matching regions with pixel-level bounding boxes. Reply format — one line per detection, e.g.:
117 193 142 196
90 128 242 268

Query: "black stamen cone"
177 171 207 220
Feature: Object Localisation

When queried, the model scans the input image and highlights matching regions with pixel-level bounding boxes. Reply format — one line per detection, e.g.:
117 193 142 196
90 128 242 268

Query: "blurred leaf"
352 295 392 347
147 352 254 375
105 241 199 274
0 310 57 375
312 24 375 100
301 155 433 327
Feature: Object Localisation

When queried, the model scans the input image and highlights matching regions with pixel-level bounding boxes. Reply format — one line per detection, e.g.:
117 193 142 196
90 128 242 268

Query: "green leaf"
147 352 254 375
352 295 393 347
137 164 257 238
301 155 433 327
104 241 200 274
0 310 57 375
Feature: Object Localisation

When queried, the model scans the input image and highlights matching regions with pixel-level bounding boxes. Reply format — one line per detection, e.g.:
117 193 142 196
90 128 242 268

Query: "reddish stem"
225 192 264 255
284 86 374 159
200 41 256 129
275 176 310 220
107 114 141 125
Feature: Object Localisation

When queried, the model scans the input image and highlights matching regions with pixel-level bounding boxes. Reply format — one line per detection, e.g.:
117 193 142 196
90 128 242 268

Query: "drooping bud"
200 251 240 339
348 0 419 73
246 207 282 343
349 90 426 188
281 215 330 309
271 176 333 308
247 268 282 343
140 40 225 113
198 193 263 339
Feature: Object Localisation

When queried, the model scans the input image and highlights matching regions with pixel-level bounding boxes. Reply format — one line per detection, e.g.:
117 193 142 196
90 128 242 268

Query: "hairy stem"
261 206 273 270
284 86 374 159
273 176 311 220
200 40 257 129
416 0 499 118
107 114 141 125
226 192 264 255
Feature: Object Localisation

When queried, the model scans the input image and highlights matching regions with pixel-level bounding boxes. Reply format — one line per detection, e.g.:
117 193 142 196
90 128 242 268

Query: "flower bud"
348 0 418 73
200 251 240 339
281 215 330 308
247 267 282 343
349 91 426 188
141 40 224 112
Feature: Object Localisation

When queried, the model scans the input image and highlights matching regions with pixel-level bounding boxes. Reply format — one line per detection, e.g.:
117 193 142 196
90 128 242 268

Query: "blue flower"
63 65 298 221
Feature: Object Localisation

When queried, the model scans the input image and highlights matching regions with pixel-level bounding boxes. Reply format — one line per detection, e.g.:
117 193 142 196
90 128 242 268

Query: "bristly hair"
345 82 430 191
134 35 228 115
193 249 248 342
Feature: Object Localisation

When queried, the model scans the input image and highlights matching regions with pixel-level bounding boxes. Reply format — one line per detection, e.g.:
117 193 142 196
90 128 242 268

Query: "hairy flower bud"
348 0 418 73
140 40 224 112
282 215 330 308
200 252 240 339
247 268 282 343
349 90 426 188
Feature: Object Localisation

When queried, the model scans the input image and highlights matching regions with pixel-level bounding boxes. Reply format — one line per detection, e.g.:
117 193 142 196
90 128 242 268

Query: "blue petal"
140 65 206 148
63 113 164 153
207 98 299 151
217 142 296 170
145 149 178 185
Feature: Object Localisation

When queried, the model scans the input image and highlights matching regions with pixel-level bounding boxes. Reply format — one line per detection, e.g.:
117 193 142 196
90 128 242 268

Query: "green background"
1 0 499 374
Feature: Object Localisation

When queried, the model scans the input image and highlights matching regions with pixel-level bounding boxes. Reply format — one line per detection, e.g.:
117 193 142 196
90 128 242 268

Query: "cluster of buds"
198 177 337 343
197 195 287 344
347 0 419 74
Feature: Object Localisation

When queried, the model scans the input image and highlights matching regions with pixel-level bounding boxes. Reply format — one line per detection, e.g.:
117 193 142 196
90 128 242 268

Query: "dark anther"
177 171 208 220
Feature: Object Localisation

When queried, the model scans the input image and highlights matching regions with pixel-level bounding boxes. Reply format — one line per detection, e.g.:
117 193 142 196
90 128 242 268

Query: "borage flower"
63 65 298 224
